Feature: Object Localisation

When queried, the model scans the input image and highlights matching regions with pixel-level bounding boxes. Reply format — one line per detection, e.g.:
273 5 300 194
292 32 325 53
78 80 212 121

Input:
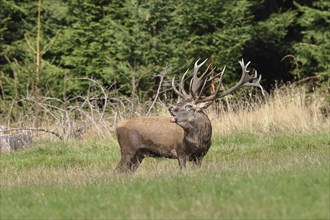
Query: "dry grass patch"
211 85 329 135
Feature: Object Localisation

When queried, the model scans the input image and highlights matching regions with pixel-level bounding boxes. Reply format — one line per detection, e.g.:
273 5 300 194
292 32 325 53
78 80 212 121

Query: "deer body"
115 59 263 172
115 113 212 172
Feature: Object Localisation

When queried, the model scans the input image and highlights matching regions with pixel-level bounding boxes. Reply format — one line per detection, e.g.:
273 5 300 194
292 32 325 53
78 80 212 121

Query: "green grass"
1 132 329 219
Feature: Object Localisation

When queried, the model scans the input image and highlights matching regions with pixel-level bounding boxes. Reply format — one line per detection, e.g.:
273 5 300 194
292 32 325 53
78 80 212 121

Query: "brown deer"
115 59 263 172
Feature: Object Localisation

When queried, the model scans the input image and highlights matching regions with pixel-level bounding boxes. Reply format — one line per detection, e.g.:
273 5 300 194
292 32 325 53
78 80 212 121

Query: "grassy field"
1 131 329 219
1 85 329 219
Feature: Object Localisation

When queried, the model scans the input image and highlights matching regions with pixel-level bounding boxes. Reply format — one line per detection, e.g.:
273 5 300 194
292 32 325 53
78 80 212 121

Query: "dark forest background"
0 0 329 104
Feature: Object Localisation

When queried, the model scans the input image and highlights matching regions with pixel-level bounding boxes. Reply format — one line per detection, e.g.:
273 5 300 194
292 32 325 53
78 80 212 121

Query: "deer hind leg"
114 154 133 173
115 129 142 173
129 151 144 172
115 150 145 173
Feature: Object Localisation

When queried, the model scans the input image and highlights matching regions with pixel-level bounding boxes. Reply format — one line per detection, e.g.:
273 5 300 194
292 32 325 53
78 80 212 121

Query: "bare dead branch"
24 33 37 53
146 66 171 116
1 128 63 140
42 32 60 54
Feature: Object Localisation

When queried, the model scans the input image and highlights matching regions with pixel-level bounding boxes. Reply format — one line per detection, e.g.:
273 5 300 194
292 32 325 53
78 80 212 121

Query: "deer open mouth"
169 111 177 123
170 116 177 123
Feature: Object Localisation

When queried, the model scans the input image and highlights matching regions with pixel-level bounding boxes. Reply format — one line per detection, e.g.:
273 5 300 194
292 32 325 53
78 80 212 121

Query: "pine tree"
293 1 330 85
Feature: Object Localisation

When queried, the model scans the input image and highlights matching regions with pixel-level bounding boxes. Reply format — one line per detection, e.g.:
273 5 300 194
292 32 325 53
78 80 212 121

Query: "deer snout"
168 105 178 123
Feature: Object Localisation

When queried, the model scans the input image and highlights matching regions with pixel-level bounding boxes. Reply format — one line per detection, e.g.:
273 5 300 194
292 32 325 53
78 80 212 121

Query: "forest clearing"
1 85 329 219
1 0 329 219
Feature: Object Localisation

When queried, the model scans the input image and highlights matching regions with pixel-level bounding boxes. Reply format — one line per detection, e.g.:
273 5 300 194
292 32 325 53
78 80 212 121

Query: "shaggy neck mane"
183 113 212 148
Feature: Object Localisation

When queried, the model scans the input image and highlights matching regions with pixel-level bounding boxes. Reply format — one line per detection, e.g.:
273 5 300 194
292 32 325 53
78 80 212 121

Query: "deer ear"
196 101 213 111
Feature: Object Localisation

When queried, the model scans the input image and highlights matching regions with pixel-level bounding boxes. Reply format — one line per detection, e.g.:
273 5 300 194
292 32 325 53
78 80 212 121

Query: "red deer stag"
115 59 263 172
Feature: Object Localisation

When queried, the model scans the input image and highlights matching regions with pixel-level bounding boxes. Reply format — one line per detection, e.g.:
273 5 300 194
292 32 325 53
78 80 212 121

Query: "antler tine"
194 58 208 75
238 59 262 88
241 69 265 96
195 66 219 100
179 69 189 97
171 76 185 98
190 58 209 98
216 59 263 98
200 63 212 79
207 66 224 82
194 66 226 103
196 77 208 101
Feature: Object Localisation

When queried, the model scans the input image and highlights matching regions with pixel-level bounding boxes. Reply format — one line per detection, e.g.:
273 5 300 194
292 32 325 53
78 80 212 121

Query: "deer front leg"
190 152 206 168
192 157 203 168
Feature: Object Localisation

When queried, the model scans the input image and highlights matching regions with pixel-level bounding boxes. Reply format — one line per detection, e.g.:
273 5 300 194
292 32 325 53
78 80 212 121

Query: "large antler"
172 58 264 103
197 59 264 103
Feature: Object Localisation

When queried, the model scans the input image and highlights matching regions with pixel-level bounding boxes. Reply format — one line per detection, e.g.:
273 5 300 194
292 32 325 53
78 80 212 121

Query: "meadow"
1 85 329 219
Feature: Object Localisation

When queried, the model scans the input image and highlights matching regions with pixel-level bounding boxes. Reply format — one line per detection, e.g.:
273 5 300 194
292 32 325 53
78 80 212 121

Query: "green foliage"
0 0 69 99
255 11 297 44
293 1 330 84
172 0 254 81
0 0 329 103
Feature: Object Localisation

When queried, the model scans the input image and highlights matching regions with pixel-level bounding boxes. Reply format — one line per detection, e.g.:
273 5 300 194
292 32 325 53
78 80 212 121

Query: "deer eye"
184 104 194 110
